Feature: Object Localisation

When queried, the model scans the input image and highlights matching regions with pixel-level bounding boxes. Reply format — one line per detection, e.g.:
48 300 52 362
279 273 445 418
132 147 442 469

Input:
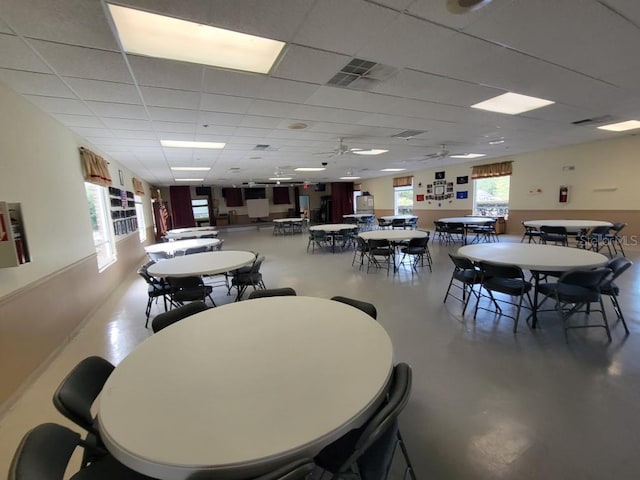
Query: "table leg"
531 271 541 328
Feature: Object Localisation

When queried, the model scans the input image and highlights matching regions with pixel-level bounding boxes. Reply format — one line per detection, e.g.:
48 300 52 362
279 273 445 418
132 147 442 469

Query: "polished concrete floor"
2 228 639 479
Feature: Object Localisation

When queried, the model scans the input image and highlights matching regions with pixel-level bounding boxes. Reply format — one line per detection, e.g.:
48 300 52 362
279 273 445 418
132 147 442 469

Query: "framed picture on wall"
456 191 468 199
435 171 445 180
456 176 468 184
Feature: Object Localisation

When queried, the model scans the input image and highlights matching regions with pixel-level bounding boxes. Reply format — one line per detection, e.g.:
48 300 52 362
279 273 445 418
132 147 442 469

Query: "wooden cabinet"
108 187 138 236
0 202 30 267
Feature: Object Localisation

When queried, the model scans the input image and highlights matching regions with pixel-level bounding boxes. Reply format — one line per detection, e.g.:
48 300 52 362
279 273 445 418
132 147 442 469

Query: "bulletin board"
246 199 269 219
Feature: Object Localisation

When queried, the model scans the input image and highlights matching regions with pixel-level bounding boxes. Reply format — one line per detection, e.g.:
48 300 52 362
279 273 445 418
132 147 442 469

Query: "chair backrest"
558 267 612 289
378 218 389 226
250 459 316 480
200 233 217 238
446 222 465 233
611 222 626 233
448 253 475 271
590 226 610 236
391 218 406 228
368 238 390 249
251 256 265 274
52 356 115 434
479 261 525 279
8 423 81 480
167 276 205 289
331 296 377 319
433 221 446 232
147 251 169 262
540 225 567 235
407 235 428 248
336 363 412 474
248 288 297 299
184 245 208 255
606 256 633 282
151 301 210 333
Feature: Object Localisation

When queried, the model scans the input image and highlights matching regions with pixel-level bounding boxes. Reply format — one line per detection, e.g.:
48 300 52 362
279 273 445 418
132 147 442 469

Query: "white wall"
360 134 640 212
0 83 153 297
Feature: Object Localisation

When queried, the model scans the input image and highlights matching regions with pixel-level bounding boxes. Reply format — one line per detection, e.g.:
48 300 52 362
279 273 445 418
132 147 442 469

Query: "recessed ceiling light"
597 120 640 132
170 167 211 171
107 4 285 74
471 92 554 115
449 153 486 159
295 167 326 172
174 178 204 182
352 149 389 156
340 176 361 180
488 139 505 145
269 177 292 181
380 168 406 172
161 140 225 149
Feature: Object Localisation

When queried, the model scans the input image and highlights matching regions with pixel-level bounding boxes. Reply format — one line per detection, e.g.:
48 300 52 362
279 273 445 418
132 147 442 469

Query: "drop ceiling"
1 0 639 186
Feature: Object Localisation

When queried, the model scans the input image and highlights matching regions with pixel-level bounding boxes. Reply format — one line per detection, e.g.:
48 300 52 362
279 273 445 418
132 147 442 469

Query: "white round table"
343 214 374 219
439 216 494 224
98 296 393 480
309 224 357 252
458 243 608 327
380 215 417 221
144 238 220 256
147 251 255 277
523 220 612 230
359 230 428 241
272 218 304 223
165 230 219 240
167 226 218 234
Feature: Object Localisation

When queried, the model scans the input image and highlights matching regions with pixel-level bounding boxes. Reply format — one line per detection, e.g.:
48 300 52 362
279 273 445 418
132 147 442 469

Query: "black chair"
444 222 466 245
151 301 210 333
307 230 329 253
605 222 626 257
399 234 432 272
331 296 377 320
248 287 297 299
599 257 633 334
578 226 613 256
314 363 416 480
352 236 370 270
443 254 481 315
474 261 533 333
251 459 316 480
137 262 173 328
232 256 266 300
366 239 394 275
377 218 391 229
537 267 612 342
469 220 498 244
147 250 169 262
406 217 418 230
166 275 216 307
521 222 541 243
184 245 208 255
52 356 115 466
433 221 447 244
8 423 153 480
540 226 568 246
391 218 407 230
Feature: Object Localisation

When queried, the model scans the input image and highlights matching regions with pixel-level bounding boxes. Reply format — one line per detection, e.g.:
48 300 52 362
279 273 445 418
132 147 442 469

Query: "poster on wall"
416 194 425 202
456 191 468 199
435 171 445 180
456 176 469 184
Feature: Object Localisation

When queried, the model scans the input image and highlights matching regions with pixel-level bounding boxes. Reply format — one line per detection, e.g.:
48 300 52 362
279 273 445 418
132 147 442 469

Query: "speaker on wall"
195 186 211 196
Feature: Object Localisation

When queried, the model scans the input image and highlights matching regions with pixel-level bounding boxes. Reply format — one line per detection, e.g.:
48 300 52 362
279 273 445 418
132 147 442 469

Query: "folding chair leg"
610 295 629 334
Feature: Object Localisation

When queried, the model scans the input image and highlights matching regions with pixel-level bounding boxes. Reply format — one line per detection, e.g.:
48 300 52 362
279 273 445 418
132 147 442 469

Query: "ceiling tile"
147 106 198 123
200 93 253 114
85 101 148 120
139 86 201 109
0 33 51 72
63 78 142 104
23 95 92 115
128 55 204 91
51 113 104 128
272 45 350 84
0 69 75 97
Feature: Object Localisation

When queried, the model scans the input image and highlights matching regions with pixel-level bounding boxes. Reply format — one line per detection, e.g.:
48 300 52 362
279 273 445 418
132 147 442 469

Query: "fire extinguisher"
559 186 568 203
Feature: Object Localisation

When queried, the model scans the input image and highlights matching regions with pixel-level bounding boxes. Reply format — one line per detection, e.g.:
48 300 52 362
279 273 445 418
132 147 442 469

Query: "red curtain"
169 186 195 228
331 182 354 223
222 188 244 207
272 187 290 205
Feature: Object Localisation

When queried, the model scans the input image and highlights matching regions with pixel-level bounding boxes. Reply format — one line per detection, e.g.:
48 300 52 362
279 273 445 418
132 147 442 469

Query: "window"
473 176 510 217
394 186 413 215
192 198 209 222
135 195 146 242
85 182 116 271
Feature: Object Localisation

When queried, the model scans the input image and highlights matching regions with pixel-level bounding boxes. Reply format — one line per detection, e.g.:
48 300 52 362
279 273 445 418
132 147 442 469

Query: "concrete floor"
1 228 639 479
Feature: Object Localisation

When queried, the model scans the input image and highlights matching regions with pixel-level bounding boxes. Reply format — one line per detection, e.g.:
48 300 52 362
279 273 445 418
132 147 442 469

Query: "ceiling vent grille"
392 130 427 139
328 58 397 91
572 115 614 126
252 144 277 151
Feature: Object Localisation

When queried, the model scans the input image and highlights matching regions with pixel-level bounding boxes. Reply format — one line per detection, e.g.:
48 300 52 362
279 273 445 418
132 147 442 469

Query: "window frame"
85 182 116 271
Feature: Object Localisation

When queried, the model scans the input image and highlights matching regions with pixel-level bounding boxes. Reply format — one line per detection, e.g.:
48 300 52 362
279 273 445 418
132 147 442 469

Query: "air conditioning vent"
253 144 277 151
327 58 397 91
572 115 614 126
392 130 427 139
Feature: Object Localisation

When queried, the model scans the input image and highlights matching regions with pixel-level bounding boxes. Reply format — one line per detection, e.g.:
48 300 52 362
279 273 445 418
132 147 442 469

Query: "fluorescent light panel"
171 167 211 171
597 120 640 132
352 149 388 156
161 140 225 149
175 178 204 182
450 153 486 159
380 168 406 172
108 4 285 74
295 167 326 172
269 177 292 181
471 92 554 115
340 176 360 180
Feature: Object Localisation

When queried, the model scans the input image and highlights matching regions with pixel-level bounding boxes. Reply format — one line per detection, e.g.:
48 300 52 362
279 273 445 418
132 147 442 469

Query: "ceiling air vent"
572 115 614 126
392 130 427 140
252 144 278 151
328 58 397 91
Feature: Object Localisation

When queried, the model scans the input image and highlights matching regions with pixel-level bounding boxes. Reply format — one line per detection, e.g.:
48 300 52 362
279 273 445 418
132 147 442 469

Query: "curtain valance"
132 178 144 195
471 161 513 179
80 147 112 187
393 176 413 187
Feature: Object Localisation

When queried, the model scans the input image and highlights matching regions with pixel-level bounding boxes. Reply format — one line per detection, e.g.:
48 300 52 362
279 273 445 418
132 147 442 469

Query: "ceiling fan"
423 144 451 160
313 138 353 157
